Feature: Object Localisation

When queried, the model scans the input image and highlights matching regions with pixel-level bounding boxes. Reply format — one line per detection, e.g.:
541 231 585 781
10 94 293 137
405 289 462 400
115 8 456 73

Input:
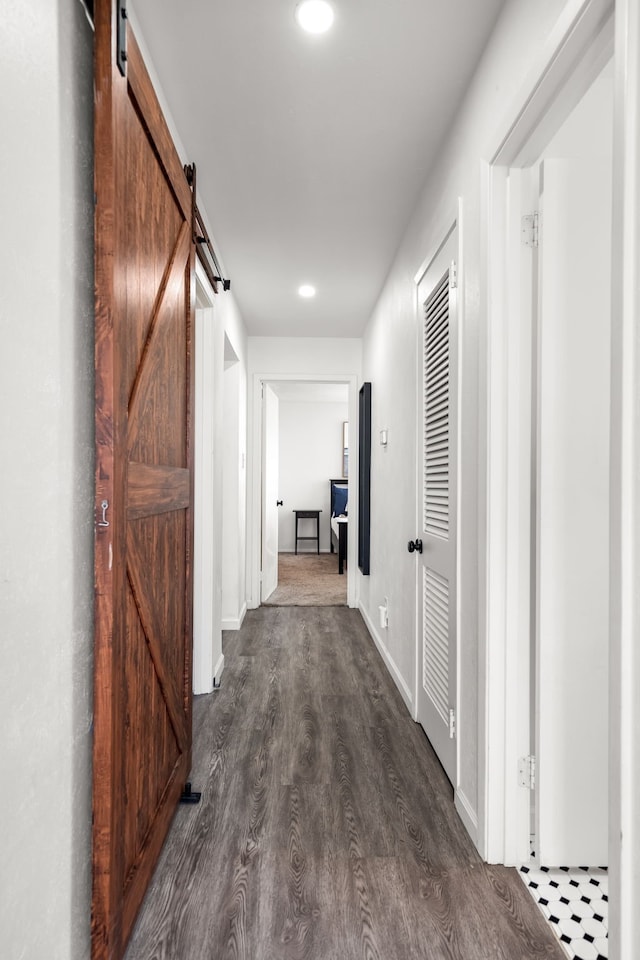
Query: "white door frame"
610 2 640 956
192 261 223 694
481 0 614 866
248 372 359 610
260 383 280 602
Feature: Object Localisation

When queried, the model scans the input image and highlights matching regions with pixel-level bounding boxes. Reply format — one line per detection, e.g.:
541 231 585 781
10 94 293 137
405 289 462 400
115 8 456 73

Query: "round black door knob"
276 500 283 506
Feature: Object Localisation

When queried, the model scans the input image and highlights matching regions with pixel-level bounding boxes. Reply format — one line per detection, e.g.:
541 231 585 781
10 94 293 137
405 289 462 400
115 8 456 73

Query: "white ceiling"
130 0 505 338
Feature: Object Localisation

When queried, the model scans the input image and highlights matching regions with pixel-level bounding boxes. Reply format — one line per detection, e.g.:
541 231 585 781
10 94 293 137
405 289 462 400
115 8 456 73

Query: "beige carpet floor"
262 552 347 606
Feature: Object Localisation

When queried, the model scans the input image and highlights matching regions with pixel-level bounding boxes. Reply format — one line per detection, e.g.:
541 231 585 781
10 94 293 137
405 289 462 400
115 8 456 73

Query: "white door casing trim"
481 0 614 867
261 384 280 602
610 2 640 956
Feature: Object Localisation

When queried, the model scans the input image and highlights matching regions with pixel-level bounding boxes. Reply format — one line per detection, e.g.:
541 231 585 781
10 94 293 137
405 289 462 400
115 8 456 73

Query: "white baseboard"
221 601 247 631
358 601 413 715
213 652 225 685
455 788 479 846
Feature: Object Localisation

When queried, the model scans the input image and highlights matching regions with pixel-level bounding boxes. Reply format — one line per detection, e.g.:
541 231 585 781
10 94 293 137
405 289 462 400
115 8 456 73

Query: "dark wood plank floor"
124 607 564 960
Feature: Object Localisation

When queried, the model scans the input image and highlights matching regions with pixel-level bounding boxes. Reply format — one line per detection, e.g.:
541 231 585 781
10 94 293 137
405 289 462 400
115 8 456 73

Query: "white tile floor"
519 863 608 959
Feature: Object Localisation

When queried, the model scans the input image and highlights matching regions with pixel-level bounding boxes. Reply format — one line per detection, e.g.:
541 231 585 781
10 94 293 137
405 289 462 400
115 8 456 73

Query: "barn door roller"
117 0 128 77
184 163 232 292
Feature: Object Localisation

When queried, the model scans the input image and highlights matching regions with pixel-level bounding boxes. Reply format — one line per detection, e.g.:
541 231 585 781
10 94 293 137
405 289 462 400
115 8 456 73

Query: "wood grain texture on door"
92 3 196 957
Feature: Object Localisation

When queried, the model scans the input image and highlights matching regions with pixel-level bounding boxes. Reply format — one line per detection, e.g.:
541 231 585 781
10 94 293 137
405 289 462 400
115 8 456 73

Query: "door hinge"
448 708 456 739
518 755 536 790
449 260 458 290
521 213 539 248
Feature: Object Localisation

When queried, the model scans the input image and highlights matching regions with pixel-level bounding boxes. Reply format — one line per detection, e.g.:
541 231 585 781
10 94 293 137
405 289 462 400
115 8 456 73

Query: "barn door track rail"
184 163 231 293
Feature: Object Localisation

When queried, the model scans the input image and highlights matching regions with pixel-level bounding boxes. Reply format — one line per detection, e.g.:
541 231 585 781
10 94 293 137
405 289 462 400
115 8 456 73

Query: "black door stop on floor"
180 782 202 804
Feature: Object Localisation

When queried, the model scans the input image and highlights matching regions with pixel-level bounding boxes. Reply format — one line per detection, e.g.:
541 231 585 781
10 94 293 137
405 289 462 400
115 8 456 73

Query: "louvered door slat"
426 396 449 418
426 339 449 369
426 427 448 444
423 567 450 723
424 270 450 539
425 590 448 620
427 366 449 391
425 291 449 328
426 419 448 435
425 439 448 454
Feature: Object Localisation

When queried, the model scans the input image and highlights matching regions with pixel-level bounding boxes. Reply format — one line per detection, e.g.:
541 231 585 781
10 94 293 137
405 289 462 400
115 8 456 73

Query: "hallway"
124 607 563 960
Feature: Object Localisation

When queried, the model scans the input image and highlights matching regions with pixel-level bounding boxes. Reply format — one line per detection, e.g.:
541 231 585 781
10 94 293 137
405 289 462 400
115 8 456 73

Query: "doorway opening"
249 373 359 610
493 48 613 869
485 6 614 956
260 380 351 607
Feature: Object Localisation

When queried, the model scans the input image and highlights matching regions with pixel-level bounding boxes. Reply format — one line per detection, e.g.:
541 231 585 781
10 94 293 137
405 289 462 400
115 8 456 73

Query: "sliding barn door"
92 3 196 957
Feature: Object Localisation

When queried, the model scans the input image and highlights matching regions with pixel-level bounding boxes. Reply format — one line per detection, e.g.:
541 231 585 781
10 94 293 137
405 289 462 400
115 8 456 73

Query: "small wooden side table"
293 509 322 554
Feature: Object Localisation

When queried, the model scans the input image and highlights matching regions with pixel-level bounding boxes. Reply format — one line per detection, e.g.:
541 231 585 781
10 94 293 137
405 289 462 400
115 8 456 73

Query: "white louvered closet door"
416 231 458 785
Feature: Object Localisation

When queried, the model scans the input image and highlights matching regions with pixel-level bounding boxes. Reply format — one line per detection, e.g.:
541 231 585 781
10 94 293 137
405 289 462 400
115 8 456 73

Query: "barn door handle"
97 499 110 528
407 538 423 554
276 500 283 507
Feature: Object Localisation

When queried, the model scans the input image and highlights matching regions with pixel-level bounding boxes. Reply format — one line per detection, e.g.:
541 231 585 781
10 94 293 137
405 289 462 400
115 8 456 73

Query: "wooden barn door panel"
92 3 195 958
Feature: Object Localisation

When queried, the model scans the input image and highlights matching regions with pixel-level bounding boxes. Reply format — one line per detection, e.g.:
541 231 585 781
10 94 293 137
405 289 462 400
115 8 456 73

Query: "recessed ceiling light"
298 284 316 298
295 1 334 34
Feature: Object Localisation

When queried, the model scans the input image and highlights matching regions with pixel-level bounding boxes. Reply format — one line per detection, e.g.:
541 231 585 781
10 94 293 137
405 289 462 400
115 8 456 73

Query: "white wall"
249 336 362 377
194 285 246 688
222 354 241 629
359 0 576 842
0 2 94 958
195 288 249 684
278 400 349 552
193 293 218 694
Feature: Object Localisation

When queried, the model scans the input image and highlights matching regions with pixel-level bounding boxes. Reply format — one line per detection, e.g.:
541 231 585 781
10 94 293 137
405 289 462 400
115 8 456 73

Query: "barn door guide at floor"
92 2 201 957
